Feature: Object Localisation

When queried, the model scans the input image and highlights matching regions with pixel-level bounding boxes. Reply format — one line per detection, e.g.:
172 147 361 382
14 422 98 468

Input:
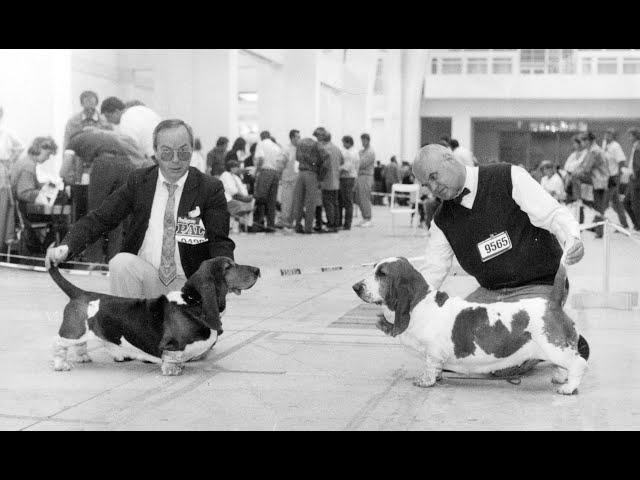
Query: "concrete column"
282 50 320 137
256 61 286 144
451 114 472 149
401 49 427 161
192 49 238 153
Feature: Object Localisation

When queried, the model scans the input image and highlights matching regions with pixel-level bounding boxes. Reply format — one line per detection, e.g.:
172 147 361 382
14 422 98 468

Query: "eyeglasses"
157 147 193 163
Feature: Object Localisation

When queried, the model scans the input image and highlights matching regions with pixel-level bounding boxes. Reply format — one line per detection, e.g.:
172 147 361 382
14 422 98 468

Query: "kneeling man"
46 119 235 298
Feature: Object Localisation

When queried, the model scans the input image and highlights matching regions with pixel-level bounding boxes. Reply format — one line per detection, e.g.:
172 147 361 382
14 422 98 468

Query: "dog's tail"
551 263 568 308
48 266 86 300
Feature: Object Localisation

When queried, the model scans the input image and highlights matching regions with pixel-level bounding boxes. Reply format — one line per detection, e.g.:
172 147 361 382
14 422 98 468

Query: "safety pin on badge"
188 206 201 218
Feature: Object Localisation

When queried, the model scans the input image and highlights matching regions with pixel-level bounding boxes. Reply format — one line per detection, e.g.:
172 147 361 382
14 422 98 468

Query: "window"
467 58 488 74
520 49 545 74
441 58 462 74
431 58 438 74
597 57 618 74
492 57 512 74
623 58 640 74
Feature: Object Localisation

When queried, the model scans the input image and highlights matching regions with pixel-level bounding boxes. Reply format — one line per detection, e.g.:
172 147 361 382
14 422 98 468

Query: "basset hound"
49 257 260 376
353 257 590 395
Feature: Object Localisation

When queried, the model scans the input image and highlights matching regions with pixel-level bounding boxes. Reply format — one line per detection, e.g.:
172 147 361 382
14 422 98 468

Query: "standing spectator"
0 106 24 251
207 137 229 177
354 133 375 227
314 127 341 233
251 131 282 232
190 138 207 173
624 127 640 231
602 128 629 229
278 129 300 230
225 137 248 165
563 134 587 223
63 91 111 151
338 135 358 230
384 156 401 194
574 132 609 238
373 161 385 205
539 160 566 202
65 129 143 262
243 143 257 195
292 137 328 234
450 138 478 167
219 158 254 230
100 97 162 159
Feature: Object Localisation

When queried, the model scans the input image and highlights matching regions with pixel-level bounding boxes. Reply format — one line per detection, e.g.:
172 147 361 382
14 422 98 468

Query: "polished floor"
0 206 638 430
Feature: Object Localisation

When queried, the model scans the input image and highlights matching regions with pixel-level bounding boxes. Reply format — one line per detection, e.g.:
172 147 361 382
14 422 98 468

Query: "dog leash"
441 369 522 385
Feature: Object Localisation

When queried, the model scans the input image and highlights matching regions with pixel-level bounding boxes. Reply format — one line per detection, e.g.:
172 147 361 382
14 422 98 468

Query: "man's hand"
564 236 584 266
45 245 69 269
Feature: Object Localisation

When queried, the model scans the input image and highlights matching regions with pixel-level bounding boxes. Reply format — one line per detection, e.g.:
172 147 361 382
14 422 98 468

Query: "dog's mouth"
230 288 242 295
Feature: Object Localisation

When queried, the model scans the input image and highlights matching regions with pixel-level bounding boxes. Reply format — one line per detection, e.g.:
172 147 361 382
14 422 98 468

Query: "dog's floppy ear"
182 266 224 333
383 260 430 337
385 277 413 337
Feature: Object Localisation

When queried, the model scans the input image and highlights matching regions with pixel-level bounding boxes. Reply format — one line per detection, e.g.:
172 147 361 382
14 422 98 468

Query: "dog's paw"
413 374 437 388
556 384 578 395
551 369 568 384
74 354 92 364
161 363 184 376
52 359 73 371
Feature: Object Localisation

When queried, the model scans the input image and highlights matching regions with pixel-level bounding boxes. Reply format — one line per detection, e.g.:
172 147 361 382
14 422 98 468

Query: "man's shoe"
247 225 263 233
359 220 373 228
326 228 339 233
264 227 276 233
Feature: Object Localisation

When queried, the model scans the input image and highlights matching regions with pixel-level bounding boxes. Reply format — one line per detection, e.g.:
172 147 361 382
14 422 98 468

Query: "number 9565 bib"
477 231 512 262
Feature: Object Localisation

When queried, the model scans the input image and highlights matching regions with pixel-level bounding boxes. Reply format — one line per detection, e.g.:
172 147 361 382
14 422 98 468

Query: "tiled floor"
1 206 639 430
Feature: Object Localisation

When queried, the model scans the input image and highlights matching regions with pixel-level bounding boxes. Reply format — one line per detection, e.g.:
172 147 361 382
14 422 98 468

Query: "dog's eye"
377 270 386 277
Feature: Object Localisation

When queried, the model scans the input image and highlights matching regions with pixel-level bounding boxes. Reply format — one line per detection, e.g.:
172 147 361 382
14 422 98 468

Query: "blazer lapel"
139 166 159 221
178 168 201 217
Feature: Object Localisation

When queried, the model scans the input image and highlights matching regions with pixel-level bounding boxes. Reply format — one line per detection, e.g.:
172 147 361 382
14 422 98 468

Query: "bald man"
413 144 587 369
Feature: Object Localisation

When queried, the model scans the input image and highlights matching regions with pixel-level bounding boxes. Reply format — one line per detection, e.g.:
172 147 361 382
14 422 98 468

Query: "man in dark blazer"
46 119 235 298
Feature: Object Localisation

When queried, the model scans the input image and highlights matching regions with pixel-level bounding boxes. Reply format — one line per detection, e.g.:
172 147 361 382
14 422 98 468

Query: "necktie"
452 187 470 205
159 182 178 286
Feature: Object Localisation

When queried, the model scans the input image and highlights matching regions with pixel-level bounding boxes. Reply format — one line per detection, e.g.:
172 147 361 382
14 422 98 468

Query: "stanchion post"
603 219 610 293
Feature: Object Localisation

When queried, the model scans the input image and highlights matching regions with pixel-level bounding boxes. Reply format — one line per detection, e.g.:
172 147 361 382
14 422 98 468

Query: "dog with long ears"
49 257 260 375
353 257 589 395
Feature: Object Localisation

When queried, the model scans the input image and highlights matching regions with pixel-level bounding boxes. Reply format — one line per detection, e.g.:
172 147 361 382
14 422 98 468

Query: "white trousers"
109 252 187 298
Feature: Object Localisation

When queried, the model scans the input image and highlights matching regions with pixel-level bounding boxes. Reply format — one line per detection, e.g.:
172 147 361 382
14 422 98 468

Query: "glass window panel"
597 58 617 74
623 59 640 74
467 58 488 74
492 58 512 74
441 58 462 74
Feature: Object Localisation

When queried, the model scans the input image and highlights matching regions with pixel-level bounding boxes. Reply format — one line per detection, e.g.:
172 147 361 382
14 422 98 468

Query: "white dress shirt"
137 170 189 278
564 150 586 174
602 140 626 176
219 171 248 202
422 165 581 290
540 173 567 201
118 106 162 158
254 138 282 170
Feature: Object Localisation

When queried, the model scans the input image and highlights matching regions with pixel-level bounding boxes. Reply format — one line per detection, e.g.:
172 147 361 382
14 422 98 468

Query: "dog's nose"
253 267 261 277
352 281 364 294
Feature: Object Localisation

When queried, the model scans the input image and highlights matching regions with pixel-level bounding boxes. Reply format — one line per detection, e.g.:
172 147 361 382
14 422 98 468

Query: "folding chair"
389 183 420 235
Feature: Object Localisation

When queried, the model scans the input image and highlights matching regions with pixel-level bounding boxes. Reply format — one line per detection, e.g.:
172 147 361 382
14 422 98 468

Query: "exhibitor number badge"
477 231 512 262
175 217 208 245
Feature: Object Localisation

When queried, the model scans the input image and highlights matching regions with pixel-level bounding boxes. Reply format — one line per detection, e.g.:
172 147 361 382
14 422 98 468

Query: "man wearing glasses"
46 119 235 298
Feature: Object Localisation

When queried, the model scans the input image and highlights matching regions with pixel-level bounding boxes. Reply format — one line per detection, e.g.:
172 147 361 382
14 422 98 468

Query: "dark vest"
434 163 562 290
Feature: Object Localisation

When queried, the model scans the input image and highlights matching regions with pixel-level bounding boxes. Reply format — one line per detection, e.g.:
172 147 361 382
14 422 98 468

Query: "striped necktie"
158 181 178 286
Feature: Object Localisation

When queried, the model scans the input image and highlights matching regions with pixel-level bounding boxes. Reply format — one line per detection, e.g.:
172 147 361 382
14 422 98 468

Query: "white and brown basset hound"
353 257 590 395
49 257 260 376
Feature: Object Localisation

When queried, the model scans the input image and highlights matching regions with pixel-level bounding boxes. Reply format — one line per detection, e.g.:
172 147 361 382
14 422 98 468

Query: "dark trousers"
292 170 319 232
253 169 279 228
84 154 133 263
624 179 640 229
322 189 339 229
338 177 355 229
605 176 629 228
583 188 607 237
